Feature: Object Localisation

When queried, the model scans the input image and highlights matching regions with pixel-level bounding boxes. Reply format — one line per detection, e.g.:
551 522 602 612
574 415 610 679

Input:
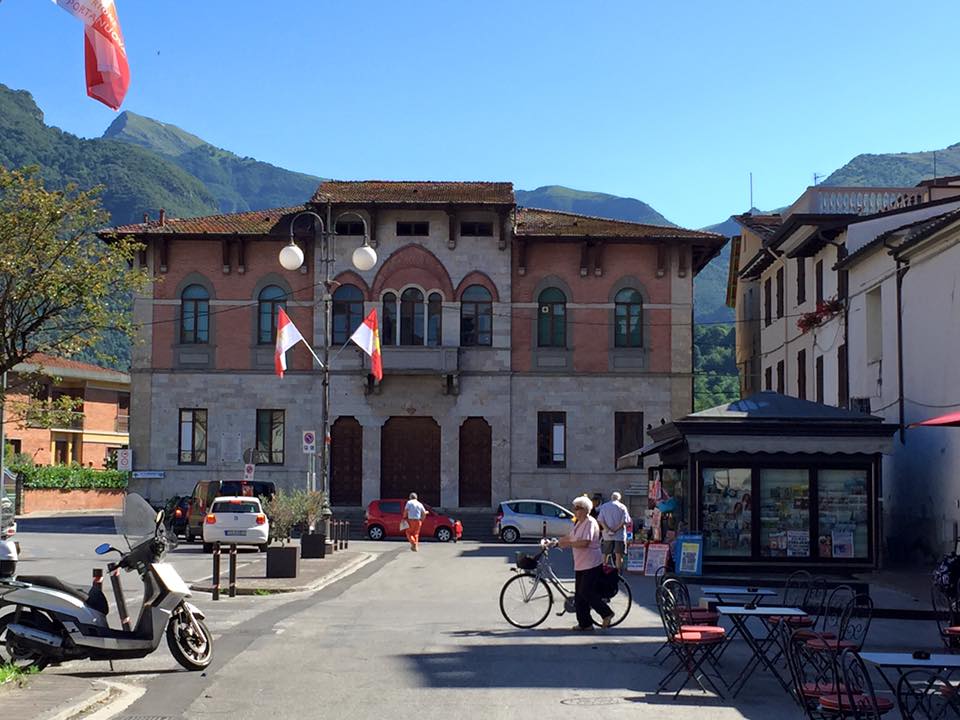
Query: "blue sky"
1 0 959 228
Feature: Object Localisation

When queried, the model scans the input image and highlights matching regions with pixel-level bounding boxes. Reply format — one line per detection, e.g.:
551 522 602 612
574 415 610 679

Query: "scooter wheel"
0 610 51 672
166 610 213 671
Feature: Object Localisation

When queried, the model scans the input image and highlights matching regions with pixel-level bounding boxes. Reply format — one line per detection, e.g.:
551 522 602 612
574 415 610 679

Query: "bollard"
107 562 131 630
542 520 547 539
228 543 237 598
339 520 345 550
330 519 338 553
345 520 350 549
212 543 221 601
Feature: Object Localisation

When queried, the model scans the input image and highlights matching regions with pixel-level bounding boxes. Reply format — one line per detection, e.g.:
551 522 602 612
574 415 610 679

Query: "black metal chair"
786 629 843 719
931 580 960 651
655 584 727 699
896 669 960 719
833 648 895 719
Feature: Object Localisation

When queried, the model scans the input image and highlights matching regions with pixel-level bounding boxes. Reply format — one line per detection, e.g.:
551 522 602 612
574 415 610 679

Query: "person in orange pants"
403 492 428 551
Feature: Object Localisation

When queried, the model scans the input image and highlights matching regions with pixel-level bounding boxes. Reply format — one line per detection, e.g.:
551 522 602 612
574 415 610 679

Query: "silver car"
494 499 575 543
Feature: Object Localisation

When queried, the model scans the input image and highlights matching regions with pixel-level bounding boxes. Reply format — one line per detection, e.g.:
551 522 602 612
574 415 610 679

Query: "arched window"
258 285 286 345
615 288 644 347
382 292 397 346
332 285 364 345
427 292 443 347
537 288 566 348
460 285 492 346
180 284 209 344
400 288 424 345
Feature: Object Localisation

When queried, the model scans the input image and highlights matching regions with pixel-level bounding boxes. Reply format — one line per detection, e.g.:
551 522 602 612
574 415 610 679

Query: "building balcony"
49 412 85 431
786 186 925 218
377 346 460 374
115 414 130 434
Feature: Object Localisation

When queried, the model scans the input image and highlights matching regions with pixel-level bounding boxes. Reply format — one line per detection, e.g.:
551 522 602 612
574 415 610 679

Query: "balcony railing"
26 409 85 431
115 414 130 434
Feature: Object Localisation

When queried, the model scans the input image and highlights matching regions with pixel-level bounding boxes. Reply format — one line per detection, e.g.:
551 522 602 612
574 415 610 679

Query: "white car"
202 496 269 552
494 499 575 543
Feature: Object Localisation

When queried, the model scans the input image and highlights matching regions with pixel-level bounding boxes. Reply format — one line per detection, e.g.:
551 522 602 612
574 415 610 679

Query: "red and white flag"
53 0 130 110
349 309 383 382
274 308 305 378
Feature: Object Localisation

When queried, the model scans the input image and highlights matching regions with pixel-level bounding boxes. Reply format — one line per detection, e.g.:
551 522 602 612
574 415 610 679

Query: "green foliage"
0 166 149 383
16 464 128 490
694 323 739 411
823 143 960 187
263 490 298 545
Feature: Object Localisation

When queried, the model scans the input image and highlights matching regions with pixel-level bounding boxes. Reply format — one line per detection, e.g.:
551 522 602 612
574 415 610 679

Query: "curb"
41 679 144 720
189 551 375 595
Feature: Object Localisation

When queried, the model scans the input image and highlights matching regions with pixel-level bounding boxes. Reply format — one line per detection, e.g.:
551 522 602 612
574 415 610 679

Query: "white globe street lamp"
278 241 305 271
352 243 378 272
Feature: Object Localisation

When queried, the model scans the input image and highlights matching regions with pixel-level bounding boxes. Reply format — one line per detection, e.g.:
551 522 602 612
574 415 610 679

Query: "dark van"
185 480 277 543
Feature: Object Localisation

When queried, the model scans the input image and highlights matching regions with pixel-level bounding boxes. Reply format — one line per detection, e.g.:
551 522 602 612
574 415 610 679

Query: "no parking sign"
302 431 317 455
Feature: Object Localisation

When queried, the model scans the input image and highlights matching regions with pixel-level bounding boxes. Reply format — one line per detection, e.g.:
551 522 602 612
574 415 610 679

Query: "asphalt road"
8 517 797 720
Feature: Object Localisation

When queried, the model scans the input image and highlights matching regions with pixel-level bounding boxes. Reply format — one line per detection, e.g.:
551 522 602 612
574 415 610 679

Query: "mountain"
516 186 674 226
0 84 218 225
823 142 960 187
103 112 321 214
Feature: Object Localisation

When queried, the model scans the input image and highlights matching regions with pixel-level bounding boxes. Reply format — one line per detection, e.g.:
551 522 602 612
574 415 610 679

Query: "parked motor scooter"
0 493 212 671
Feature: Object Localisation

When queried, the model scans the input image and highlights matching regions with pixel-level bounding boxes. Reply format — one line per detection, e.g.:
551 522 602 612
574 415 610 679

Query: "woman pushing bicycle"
556 495 615 631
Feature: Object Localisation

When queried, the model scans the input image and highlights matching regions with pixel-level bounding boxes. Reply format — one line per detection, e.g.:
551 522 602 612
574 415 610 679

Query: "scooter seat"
17 575 89 603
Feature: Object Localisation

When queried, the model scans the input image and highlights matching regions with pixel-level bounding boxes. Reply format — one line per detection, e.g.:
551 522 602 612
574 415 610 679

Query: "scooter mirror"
95 543 112 555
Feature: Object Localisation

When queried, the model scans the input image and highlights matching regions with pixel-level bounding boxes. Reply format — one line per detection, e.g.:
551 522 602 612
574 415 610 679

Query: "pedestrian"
402 492 428 552
557 495 614 631
597 491 632 572
590 493 603 519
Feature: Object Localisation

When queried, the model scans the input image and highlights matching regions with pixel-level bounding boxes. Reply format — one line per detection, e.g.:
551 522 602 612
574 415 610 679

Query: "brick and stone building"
101 181 723 515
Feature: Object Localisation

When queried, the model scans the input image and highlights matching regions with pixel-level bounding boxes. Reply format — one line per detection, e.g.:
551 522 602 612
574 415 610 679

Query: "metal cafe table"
717 605 808 697
700 586 778 605
860 651 960 694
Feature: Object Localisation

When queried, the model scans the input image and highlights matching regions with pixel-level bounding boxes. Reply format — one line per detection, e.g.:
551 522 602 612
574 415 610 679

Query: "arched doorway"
380 417 440 506
459 417 491 507
330 417 363 506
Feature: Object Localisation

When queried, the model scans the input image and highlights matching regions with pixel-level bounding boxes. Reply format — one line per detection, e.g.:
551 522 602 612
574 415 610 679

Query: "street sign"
243 463 256 482
302 431 316 455
116 449 132 472
132 471 164 480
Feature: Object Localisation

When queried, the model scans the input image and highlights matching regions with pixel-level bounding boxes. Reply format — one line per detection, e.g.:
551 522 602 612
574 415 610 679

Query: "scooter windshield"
116 493 159 549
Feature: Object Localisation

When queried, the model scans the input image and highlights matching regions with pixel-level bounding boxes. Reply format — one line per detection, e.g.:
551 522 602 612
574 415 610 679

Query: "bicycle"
499 538 632 629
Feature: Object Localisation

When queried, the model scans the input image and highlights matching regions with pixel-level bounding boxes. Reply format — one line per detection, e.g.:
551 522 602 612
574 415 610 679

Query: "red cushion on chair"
787 616 815 627
805 638 858 652
680 625 726 635
819 693 894 713
945 626 960 636
801 681 847 698
672 630 725 644
793 629 835 640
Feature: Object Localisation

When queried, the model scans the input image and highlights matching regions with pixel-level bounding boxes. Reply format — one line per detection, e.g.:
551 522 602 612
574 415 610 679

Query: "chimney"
143 212 149 224
159 208 166 226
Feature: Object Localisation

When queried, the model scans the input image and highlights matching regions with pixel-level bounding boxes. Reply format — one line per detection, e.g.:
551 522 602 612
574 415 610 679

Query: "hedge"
15 465 129 490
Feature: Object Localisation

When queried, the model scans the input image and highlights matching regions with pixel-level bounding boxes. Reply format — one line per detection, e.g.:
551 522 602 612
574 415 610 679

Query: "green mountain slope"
824 142 960 187
516 185 674 226
0 85 218 225
103 112 322 214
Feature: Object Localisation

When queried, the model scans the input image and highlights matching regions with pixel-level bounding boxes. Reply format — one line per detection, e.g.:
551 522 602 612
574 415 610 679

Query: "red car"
363 499 462 543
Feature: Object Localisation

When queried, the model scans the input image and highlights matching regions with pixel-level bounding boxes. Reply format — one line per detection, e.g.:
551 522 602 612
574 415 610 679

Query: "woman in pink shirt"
558 495 614 631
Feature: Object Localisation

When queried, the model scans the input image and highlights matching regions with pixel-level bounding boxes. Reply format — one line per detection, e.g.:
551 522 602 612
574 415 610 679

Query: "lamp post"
279 208 377 539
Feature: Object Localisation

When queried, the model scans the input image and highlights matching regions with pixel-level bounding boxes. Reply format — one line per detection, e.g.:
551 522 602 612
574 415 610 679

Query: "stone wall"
21 488 125 514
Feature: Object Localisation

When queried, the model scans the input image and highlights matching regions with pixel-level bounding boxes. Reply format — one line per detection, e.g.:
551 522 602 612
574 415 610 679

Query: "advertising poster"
675 534 704 576
832 527 855 558
644 543 671 576
626 544 646 574
786 530 810 558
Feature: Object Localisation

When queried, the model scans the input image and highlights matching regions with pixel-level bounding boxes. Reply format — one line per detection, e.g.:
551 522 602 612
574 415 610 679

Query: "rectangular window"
815 355 824 404
817 469 869 559
460 221 493 237
178 409 207 465
838 269 849 301
701 467 752 557
838 344 849 408
775 267 784 319
797 349 807 400
335 220 365 236
256 409 285 465
763 278 772 327
537 411 566 467
796 258 806 305
8 439 21 455
815 260 824 303
866 287 882 363
765 366 773 391
614 412 644 468
776 360 785 393
396 221 429 236
759 468 810 558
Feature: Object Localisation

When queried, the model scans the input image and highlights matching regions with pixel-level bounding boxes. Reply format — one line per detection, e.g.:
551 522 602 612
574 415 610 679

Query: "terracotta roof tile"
734 213 782 239
16 354 129 379
515 207 723 241
101 206 306 237
311 180 514 204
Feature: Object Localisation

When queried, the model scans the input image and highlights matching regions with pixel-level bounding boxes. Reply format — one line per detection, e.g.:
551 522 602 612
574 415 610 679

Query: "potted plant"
263 491 299 579
299 490 328 559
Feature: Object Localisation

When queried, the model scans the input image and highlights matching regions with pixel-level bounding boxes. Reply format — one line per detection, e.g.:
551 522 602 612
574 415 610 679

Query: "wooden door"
380 417 440 506
458 417 491 507
330 417 363 506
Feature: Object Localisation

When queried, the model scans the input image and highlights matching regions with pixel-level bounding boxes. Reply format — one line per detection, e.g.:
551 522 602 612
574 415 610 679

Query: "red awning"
910 410 960 428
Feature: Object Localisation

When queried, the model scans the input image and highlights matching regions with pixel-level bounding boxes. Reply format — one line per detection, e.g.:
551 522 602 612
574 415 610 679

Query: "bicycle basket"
516 552 539 570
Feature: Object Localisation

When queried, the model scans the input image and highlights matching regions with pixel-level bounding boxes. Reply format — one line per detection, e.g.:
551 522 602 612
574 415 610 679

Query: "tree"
0 165 148 407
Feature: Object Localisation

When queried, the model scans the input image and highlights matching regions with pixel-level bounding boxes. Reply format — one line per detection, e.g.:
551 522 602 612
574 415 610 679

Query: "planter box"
266 545 300 578
300 533 326 559
21 488 124 514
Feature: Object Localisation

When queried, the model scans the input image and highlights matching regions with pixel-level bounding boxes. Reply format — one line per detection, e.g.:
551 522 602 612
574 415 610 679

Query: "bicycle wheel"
593 575 632 627
500 573 553 629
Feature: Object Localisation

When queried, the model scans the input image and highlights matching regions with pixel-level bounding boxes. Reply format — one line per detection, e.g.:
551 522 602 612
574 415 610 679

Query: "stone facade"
104 182 722 515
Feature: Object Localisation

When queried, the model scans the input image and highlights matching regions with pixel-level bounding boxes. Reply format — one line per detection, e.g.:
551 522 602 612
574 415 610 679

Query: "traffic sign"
243 463 256 482
116 449 132 472
302 431 317 455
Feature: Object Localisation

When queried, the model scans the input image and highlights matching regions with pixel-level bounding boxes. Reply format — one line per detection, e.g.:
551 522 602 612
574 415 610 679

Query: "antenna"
934 150 938 180
749 172 753 211
813 172 826 185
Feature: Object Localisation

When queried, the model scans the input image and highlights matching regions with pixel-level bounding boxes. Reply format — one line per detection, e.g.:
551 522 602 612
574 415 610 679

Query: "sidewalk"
190 549 372 594
0 674 115 720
